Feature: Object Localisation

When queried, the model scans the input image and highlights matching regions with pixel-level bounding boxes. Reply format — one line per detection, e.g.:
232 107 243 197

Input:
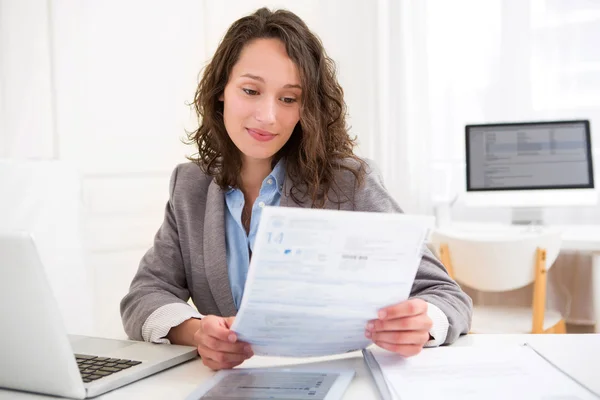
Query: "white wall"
0 0 94 334
0 0 55 158
1 0 380 337
57 0 206 337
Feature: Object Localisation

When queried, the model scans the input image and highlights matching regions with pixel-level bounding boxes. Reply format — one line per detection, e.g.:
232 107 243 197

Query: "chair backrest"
0 159 93 334
429 228 562 292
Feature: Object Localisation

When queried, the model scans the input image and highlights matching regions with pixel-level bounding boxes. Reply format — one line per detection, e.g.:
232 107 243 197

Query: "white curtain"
374 0 600 325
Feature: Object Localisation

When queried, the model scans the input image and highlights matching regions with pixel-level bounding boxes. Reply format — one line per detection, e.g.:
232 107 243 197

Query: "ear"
218 93 224 101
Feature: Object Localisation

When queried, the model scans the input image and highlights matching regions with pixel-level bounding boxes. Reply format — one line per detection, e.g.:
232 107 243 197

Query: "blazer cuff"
141 303 203 344
424 302 449 347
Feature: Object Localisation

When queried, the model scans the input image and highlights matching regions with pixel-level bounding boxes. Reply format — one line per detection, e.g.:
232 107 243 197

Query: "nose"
255 97 277 125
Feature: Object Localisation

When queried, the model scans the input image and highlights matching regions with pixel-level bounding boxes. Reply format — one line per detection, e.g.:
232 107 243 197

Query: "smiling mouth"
246 128 277 142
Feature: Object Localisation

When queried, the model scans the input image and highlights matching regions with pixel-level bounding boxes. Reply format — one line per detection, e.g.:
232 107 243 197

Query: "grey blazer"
120 159 472 344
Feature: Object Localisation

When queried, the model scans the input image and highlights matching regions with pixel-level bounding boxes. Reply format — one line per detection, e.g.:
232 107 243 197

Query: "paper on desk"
369 345 599 400
230 207 433 357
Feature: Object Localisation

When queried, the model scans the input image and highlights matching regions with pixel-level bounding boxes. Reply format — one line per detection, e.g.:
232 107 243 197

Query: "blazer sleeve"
120 165 192 340
352 160 473 344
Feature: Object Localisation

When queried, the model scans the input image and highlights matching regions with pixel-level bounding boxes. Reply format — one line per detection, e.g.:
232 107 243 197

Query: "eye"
242 88 258 96
281 97 297 104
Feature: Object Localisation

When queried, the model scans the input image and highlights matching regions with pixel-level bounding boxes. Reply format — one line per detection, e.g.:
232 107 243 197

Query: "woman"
121 7 472 371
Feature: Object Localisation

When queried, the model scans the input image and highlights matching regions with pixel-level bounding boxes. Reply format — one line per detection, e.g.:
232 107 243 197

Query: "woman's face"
220 38 302 163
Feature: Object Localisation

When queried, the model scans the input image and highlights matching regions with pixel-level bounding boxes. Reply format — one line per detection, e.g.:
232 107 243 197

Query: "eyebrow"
240 73 302 90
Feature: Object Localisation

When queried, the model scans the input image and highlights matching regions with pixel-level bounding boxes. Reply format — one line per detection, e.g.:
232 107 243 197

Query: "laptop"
0 232 198 399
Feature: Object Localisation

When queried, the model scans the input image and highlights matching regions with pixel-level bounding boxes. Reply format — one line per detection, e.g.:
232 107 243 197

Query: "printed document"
367 345 599 400
230 207 433 357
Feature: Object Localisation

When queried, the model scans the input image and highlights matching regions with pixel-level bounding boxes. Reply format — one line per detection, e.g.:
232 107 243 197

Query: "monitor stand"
511 207 544 226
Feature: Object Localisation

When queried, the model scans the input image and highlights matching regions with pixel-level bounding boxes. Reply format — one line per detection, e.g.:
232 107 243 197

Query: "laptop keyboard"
75 354 142 383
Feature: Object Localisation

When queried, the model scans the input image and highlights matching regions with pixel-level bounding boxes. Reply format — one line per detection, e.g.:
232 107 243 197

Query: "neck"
240 156 273 195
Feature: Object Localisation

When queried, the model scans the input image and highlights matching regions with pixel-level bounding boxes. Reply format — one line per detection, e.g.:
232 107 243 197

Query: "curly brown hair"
187 7 365 207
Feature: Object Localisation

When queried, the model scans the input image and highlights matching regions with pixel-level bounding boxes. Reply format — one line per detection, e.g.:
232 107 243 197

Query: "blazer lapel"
203 180 237 317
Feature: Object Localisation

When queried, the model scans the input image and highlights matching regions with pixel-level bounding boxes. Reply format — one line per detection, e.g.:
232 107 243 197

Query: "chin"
241 148 280 161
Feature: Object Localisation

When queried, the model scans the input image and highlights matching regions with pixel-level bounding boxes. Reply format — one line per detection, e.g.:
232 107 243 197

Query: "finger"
378 299 428 320
201 355 243 371
224 316 236 328
369 315 433 332
367 330 430 346
201 317 238 343
197 331 252 355
194 320 251 355
198 344 250 365
375 342 424 357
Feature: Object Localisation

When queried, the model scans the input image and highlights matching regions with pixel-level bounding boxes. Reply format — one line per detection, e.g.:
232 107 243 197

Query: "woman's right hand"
193 315 254 370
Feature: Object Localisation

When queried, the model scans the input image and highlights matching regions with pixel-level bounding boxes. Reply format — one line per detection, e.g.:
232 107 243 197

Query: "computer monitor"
463 120 597 224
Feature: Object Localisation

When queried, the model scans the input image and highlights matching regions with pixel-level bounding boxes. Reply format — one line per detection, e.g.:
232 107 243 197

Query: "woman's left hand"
365 298 433 357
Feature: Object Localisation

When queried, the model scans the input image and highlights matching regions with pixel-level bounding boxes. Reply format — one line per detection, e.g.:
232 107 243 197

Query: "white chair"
429 228 566 334
0 159 93 335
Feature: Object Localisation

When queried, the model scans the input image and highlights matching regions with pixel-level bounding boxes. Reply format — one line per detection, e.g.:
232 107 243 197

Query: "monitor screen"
466 120 593 191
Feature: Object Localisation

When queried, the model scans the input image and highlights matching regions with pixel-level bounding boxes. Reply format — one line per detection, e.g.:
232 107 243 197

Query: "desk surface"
1 334 598 399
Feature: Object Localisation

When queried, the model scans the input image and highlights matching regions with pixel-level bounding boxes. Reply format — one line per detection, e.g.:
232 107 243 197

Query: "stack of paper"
363 345 599 400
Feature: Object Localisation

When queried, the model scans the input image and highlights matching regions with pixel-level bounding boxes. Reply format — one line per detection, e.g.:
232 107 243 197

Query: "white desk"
1 334 598 399
437 222 600 333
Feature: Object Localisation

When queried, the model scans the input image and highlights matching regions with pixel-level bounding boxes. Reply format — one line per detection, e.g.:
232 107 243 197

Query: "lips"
246 128 277 142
